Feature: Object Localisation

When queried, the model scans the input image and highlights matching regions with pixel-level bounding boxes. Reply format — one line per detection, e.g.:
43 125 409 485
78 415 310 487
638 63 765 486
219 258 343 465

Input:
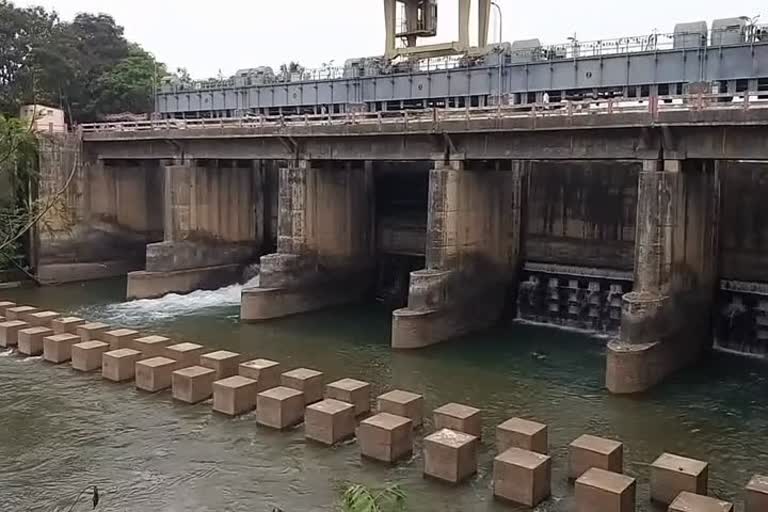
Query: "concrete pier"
127 160 266 299
607 160 721 394
241 160 374 320
392 160 526 348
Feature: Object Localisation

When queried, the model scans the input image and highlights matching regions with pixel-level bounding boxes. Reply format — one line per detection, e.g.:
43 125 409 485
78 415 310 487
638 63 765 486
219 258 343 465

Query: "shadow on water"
0 279 766 511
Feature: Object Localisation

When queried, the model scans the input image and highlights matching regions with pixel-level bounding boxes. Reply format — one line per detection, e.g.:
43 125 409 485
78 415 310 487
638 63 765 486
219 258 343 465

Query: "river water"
0 278 766 511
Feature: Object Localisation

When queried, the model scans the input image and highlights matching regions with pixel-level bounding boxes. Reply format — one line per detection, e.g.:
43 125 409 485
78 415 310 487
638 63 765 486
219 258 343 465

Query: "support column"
391 160 527 349
126 160 263 299
240 160 374 321
606 159 720 393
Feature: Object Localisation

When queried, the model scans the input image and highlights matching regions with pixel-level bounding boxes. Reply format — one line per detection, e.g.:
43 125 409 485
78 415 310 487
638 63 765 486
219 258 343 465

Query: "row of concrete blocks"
0 301 766 512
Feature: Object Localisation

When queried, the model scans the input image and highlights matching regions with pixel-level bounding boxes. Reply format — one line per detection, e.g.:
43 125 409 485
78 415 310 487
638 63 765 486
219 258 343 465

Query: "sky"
13 0 768 79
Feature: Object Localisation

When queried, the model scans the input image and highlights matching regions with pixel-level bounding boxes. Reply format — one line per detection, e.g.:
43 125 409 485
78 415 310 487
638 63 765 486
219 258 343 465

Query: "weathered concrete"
745 475 768 512
0 320 30 347
102 349 141 382
607 159 721 394
212 375 259 416
135 356 177 392
43 333 81 363
423 428 478 484
669 492 733 512
569 434 624 480
281 368 324 405
305 398 356 445
496 417 548 454
37 140 164 283
127 160 265 298
18 327 53 356
392 160 526 348
377 390 424 427
493 447 552 507
650 452 708 505
358 412 413 463
242 160 374 320
172 366 216 404
256 386 305 430
71 340 110 372
325 378 371 416
575 468 636 512
200 350 241 380
433 403 482 438
238 358 282 391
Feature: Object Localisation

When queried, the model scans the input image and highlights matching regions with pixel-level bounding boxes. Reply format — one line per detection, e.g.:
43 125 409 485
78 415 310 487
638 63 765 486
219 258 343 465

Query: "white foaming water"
85 276 260 324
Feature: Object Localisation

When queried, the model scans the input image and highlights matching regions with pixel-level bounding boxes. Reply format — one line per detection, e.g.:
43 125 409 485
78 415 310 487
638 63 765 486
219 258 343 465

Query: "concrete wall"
392 160 526 348
525 161 638 271
36 136 165 282
607 159 721 394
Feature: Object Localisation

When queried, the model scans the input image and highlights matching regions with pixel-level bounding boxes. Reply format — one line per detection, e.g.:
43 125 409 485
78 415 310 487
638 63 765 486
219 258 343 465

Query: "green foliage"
0 1 165 122
337 483 407 512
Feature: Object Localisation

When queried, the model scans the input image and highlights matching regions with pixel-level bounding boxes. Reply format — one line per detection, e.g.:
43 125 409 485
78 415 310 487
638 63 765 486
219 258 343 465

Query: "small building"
19 105 67 134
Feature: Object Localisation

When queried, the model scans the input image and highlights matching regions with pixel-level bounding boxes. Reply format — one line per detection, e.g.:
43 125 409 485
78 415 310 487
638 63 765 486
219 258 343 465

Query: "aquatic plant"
337 483 407 512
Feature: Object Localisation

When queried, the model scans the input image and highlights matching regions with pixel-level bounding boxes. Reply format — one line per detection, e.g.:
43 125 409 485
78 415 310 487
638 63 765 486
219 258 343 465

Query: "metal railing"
80 93 768 134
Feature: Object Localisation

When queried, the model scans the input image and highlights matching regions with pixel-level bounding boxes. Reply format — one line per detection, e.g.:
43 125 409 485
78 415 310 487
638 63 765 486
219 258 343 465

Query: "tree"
89 45 166 118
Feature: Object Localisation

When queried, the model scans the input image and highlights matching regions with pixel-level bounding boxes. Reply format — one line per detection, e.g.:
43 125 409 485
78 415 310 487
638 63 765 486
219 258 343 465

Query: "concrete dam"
28 98 767 397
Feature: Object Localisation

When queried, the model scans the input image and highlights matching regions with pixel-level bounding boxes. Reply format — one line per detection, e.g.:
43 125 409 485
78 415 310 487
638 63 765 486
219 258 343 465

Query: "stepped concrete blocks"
497 417 548 454
669 491 733 512
305 398 356 445
103 329 141 350
213 375 259 416
52 317 86 335
6 306 38 321
650 453 708 505
424 428 478 484
433 403 482 438
0 301 16 315
27 311 60 327
172 366 217 404
239 359 282 391
43 333 81 363
0 320 30 347
575 468 636 512
135 357 177 392
201 350 242 380
569 434 624 480
102 349 142 382
325 378 371 416
18 326 53 356
746 475 768 512
164 342 206 369
132 335 172 358
359 412 413 463
281 368 324 405
71 340 110 372
76 322 110 342
493 447 552 507
256 386 305 430
376 390 423 427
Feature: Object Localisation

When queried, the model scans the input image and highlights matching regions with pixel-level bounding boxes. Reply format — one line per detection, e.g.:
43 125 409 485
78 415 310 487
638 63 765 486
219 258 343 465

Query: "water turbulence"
79 276 260 325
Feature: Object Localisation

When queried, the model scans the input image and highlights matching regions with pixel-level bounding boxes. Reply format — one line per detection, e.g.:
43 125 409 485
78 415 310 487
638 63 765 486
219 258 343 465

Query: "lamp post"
491 1 503 105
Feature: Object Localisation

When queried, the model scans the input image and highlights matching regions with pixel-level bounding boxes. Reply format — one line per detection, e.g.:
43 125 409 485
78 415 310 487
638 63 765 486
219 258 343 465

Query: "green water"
0 278 766 511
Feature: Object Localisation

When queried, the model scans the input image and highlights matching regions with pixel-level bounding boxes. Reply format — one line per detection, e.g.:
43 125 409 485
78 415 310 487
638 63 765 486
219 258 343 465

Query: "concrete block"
650 453 708 505
377 390 424 427
6 306 39 321
239 358 282 391
497 417 548 454
424 428 478 484
135 357 177 392
76 322 110 342
569 434 624 479
18 326 53 356
213 375 259 416
325 378 371 416
52 317 86 335
201 350 241 380
433 403 482 438
281 368 324 404
71 341 110 372
164 342 205 369
0 320 30 347
256 386 305 430
102 329 141 350
746 475 768 512
132 335 172 357
27 311 60 327
305 398 356 445
172 366 216 404
358 412 413 463
493 447 552 507
43 333 81 363
102 349 141 382
575 468 636 512
669 491 733 512
0 301 17 314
